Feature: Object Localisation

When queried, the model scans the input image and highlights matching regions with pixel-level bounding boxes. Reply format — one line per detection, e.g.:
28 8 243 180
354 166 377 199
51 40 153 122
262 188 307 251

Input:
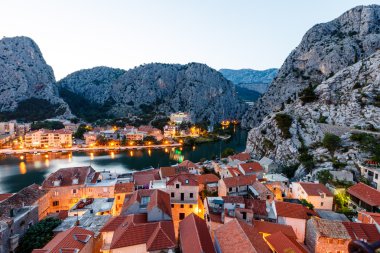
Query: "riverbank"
0 143 182 155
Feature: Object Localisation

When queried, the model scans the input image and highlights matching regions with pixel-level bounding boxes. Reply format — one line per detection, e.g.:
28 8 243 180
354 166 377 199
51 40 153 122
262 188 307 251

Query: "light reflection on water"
0 128 247 193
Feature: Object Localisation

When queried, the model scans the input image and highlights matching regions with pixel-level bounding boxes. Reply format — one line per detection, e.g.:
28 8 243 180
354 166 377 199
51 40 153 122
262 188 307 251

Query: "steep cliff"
0 36 71 121
58 63 246 123
243 5 380 128
246 50 380 176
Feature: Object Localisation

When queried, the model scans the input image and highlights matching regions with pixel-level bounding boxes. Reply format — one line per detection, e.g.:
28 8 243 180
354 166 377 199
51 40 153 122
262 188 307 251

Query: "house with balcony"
359 162 380 190
347 182 380 212
238 162 264 179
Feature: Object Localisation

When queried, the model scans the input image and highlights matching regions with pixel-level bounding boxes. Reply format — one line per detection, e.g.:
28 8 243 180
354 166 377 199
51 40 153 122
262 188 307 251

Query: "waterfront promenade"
0 143 182 155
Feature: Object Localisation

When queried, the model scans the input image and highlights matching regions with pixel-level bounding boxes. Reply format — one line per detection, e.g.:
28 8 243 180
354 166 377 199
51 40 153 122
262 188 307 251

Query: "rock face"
58 63 246 123
0 36 70 118
246 45 380 176
219 68 277 94
243 5 380 128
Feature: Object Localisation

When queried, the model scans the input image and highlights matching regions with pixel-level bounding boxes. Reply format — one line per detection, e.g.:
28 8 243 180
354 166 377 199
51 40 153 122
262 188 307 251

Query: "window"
185 179 189 184
336 251 343 253
321 202 324 206
54 191 59 196
376 173 378 180
229 187 232 192
180 204 184 208
190 204 193 208
103 187 108 193
328 238 333 244
171 204 174 208
72 189 77 194
140 196 150 208
176 184 180 189
190 193 194 198
338 239 344 245
171 192 175 198
179 213 185 220
53 201 59 206
117 196 121 200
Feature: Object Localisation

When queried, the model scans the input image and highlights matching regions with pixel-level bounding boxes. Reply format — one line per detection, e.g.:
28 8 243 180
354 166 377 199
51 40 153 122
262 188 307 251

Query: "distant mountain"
219 68 278 94
0 37 71 121
58 63 247 123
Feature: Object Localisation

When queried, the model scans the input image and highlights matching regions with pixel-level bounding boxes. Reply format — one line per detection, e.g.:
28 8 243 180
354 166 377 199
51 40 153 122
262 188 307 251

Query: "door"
181 193 184 201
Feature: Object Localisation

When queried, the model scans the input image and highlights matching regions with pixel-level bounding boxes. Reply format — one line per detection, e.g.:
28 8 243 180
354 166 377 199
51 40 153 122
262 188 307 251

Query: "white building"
170 112 191 124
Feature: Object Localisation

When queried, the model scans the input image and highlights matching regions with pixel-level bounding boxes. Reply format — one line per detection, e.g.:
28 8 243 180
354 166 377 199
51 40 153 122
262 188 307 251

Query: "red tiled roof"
229 152 251 161
133 169 161 187
0 193 13 202
359 211 380 224
342 222 380 243
309 218 351 239
121 189 172 218
227 167 241 177
179 160 199 169
222 174 256 188
101 214 147 232
90 172 101 184
108 215 175 251
167 173 199 187
215 219 270 253
198 174 220 185
114 182 134 194
179 213 216 253
275 201 317 220
222 196 245 204
160 166 189 178
347 183 380 206
32 227 94 253
42 166 94 188
244 199 268 216
265 231 308 253
253 220 297 239
239 162 264 173
299 182 333 197
0 184 47 219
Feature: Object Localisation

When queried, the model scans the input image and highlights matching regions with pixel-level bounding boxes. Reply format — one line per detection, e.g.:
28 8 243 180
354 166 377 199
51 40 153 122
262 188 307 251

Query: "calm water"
0 128 247 193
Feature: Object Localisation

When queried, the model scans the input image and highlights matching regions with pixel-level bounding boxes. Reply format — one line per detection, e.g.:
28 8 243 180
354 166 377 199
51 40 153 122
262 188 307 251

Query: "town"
0 112 232 155
1 147 379 253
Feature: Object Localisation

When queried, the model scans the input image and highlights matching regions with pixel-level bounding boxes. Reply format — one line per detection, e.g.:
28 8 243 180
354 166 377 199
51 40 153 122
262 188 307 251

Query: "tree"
121 135 127 146
143 135 157 144
299 84 318 104
221 148 235 158
275 113 292 139
74 124 88 139
322 133 341 155
300 199 314 210
31 121 65 130
317 170 333 184
96 135 108 146
17 217 61 253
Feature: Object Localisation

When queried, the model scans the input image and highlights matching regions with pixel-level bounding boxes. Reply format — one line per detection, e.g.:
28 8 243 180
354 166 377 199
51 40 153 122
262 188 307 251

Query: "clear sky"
1 0 378 80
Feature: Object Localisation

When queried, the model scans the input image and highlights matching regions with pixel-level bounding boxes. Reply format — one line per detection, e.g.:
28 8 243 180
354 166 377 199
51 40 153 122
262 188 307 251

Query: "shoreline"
0 143 182 155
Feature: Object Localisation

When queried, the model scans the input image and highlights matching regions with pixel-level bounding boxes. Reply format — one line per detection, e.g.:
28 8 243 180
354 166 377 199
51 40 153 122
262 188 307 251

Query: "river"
0 128 247 193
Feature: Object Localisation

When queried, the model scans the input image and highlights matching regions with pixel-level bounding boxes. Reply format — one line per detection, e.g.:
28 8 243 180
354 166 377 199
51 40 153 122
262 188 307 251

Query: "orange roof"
179 213 216 253
347 183 380 206
244 199 268 216
160 166 189 178
342 222 380 243
121 189 172 218
107 215 175 251
253 220 297 240
275 201 317 220
114 182 134 194
167 173 199 187
133 169 161 187
198 174 219 185
229 152 251 161
179 160 199 169
215 219 270 253
42 166 94 188
101 214 147 232
222 196 245 204
265 231 308 253
298 182 333 197
239 162 264 173
32 227 94 253
0 193 13 202
222 174 256 188
227 167 241 177
359 211 380 224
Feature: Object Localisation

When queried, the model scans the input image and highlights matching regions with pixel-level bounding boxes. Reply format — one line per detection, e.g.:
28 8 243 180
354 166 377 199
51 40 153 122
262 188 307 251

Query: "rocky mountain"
0 36 71 121
58 63 246 123
219 68 278 94
243 5 380 128
245 5 380 179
